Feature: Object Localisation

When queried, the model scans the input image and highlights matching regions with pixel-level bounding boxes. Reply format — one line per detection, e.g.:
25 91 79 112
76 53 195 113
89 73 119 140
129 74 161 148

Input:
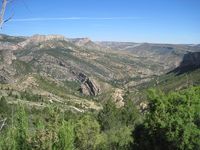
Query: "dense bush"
20 91 43 102
134 86 200 150
0 86 199 150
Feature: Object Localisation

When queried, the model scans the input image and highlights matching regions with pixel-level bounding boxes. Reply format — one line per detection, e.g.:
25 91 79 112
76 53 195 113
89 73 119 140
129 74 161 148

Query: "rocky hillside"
0 34 177 86
137 51 200 93
0 34 200 111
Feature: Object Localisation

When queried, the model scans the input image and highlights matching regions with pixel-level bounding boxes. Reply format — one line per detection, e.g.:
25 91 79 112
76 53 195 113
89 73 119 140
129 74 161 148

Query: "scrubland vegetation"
0 86 199 150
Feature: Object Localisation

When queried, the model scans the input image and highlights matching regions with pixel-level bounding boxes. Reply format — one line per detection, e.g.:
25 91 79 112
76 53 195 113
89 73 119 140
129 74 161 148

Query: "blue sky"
1 0 200 44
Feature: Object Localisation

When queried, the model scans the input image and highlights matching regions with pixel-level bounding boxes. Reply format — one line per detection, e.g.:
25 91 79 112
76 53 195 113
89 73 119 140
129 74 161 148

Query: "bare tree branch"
4 12 13 23
0 0 8 29
0 118 7 132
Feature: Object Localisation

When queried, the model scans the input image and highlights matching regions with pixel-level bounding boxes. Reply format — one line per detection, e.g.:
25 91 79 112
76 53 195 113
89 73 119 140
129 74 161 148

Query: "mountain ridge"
0 34 200 110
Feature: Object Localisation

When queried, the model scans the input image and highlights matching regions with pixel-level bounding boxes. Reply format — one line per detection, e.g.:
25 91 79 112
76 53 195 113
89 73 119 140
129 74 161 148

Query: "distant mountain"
138 51 200 92
99 42 200 70
99 42 200 54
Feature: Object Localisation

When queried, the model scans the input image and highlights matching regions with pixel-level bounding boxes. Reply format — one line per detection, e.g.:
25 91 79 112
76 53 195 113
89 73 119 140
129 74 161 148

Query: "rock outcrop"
70 38 91 47
78 73 100 96
19 34 66 48
112 89 124 108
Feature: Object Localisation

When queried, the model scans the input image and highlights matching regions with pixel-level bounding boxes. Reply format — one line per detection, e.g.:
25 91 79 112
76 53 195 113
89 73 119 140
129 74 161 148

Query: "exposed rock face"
112 89 124 108
71 38 106 50
78 73 100 96
169 52 200 75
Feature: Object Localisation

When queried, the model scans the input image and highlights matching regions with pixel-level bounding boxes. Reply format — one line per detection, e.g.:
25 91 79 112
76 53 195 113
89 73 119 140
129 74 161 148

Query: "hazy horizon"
1 33 199 45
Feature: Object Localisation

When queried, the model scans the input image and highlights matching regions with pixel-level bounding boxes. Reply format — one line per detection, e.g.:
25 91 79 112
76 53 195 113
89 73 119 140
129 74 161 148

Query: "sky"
1 0 200 44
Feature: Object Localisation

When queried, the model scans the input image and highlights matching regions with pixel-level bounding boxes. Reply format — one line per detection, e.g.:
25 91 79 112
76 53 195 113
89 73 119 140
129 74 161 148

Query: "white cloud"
12 17 141 22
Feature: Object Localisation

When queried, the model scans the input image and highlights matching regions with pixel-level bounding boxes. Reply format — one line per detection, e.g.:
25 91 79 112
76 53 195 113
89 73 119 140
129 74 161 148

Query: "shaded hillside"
138 52 200 92
170 52 200 74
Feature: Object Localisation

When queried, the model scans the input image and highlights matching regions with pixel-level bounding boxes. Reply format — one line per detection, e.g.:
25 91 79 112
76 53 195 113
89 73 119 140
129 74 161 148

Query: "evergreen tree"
55 120 75 150
15 105 29 150
75 115 101 150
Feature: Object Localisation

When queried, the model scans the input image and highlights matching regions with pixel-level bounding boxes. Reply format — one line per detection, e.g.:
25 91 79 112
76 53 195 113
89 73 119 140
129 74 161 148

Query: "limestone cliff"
78 73 100 96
